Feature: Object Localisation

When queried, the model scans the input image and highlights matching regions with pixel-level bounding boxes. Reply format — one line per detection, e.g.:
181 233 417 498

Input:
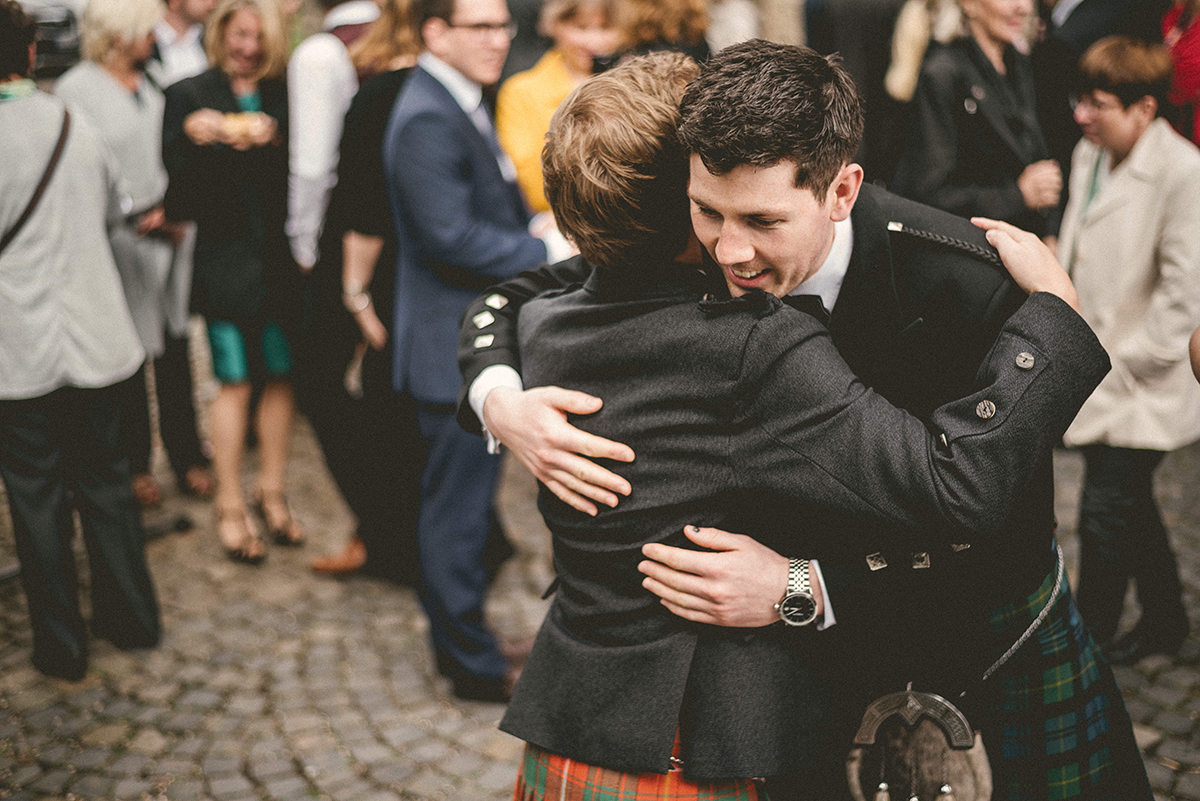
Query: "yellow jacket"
497 49 576 213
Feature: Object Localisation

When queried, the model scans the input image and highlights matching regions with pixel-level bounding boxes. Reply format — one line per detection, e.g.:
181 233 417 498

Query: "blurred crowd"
2 0 1199 716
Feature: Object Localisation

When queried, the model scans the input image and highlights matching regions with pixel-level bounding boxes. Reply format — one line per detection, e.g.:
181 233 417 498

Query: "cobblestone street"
2 409 1200 799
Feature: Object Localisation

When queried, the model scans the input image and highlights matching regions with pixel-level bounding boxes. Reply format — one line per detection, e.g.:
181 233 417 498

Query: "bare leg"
209 382 263 559
254 380 303 544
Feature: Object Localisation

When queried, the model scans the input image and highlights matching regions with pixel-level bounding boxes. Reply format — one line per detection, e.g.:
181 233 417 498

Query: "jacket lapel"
960 40 1040 166
829 185 911 366
1081 118 1165 226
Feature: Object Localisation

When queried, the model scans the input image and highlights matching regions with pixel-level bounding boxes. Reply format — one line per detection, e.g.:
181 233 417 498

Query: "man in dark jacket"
458 40 1151 800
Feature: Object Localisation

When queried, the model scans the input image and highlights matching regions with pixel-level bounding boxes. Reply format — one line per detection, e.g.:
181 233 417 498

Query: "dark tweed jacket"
476 198 1107 777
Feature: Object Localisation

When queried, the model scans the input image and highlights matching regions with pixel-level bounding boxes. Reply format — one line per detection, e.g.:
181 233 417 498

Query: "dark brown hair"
678 39 864 195
0 0 36 79
542 51 699 268
412 0 455 46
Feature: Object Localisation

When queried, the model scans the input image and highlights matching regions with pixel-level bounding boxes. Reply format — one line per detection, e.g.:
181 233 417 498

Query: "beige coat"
1060 117 1200 450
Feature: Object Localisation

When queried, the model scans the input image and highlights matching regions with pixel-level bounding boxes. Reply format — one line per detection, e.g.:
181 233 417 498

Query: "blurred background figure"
616 0 710 62
147 0 217 88
162 0 303 565
299 0 424 582
0 0 161 681
1058 36 1200 664
286 0 378 273
1031 0 1169 201
890 0 1062 239
1165 0 1200 145
496 0 617 214
56 0 214 512
348 0 420 77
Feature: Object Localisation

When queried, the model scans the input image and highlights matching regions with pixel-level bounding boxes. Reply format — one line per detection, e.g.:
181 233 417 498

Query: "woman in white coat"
1058 35 1200 663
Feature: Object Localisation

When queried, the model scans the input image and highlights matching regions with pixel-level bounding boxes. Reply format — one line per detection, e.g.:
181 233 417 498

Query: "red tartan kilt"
512 737 767 801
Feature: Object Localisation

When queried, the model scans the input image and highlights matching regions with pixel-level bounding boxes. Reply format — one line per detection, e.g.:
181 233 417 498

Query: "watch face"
780 593 818 626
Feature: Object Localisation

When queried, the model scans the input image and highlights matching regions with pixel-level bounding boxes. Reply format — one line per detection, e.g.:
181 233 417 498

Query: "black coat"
162 67 295 326
890 38 1058 236
456 185 1110 778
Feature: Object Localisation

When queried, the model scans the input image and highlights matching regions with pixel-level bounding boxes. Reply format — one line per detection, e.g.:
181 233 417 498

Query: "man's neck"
162 9 195 37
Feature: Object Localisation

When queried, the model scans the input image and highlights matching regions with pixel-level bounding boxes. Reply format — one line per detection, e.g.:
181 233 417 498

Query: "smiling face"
222 6 262 79
688 155 861 298
424 0 512 87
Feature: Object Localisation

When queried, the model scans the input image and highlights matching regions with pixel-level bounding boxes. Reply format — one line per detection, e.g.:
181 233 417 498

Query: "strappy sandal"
252 490 305 547
216 507 266 565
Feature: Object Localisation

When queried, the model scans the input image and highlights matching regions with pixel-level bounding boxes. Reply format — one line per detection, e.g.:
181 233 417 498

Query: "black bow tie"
782 294 831 326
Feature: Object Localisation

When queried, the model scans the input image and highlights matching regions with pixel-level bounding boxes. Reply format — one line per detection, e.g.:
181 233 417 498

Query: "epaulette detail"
886 221 1003 271
698 290 778 319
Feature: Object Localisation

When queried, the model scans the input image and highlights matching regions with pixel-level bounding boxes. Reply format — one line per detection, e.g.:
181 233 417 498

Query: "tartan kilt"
513 735 768 801
971 561 1153 801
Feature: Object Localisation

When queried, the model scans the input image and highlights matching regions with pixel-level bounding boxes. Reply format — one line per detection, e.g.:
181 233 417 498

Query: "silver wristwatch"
774 558 818 626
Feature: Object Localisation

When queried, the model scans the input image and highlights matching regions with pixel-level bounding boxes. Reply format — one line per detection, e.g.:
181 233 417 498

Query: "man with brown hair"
459 39 1152 799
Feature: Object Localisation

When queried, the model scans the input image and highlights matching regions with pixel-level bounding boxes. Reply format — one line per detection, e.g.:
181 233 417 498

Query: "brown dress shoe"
310 537 367 576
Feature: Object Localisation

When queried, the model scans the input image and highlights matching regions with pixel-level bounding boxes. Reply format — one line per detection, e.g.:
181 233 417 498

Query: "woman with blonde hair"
348 0 420 80
163 0 304 564
890 0 1062 238
496 0 618 213
56 0 215 512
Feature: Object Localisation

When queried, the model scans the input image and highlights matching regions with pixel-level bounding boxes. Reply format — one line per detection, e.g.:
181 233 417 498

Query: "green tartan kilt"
973 562 1153 801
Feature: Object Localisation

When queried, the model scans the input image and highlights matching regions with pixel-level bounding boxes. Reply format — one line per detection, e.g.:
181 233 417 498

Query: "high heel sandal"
216 507 266 565
252 490 305 547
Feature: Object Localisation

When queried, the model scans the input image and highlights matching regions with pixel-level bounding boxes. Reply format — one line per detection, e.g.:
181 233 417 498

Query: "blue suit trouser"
414 406 507 682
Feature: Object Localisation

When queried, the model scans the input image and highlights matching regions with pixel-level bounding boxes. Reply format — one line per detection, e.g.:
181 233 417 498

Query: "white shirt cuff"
468 364 523 454
810 558 836 630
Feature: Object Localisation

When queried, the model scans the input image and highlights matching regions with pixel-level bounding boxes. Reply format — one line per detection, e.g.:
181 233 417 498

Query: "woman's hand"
183 108 226 146
973 217 1080 313
1018 159 1062 210
224 112 277 150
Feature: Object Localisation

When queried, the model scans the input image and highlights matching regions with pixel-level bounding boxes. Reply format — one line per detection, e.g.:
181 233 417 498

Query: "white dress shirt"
285 0 378 269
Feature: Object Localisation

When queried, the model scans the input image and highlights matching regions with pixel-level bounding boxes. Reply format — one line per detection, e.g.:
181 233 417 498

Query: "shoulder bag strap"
0 107 71 258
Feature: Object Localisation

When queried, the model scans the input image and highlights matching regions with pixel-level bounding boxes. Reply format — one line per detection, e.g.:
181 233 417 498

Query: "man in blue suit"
383 0 553 702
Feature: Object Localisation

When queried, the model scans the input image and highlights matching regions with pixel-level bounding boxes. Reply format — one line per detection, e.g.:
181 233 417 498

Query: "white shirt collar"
418 52 482 115
789 216 853 314
323 0 379 31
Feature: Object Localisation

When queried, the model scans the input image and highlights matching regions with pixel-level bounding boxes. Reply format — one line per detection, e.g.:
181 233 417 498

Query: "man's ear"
828 162 864 222
422 17 448 56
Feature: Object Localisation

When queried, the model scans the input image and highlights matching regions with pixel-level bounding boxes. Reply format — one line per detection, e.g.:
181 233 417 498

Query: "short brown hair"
205 0 288 81
542 51 699 269
0 0 35 78
412 0 455 47
616 0 706 51
1079 36 1172 112
678 39 863 196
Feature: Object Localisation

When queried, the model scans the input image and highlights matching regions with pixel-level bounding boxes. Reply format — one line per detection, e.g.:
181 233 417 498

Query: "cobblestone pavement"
2 414 1200 799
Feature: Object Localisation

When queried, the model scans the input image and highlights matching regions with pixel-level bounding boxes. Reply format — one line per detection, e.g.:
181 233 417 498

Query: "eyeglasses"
1069 93 1124 113
447 20 518 40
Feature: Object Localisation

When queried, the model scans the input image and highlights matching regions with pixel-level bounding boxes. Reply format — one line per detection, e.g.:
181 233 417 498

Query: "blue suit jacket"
384 66 546 404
